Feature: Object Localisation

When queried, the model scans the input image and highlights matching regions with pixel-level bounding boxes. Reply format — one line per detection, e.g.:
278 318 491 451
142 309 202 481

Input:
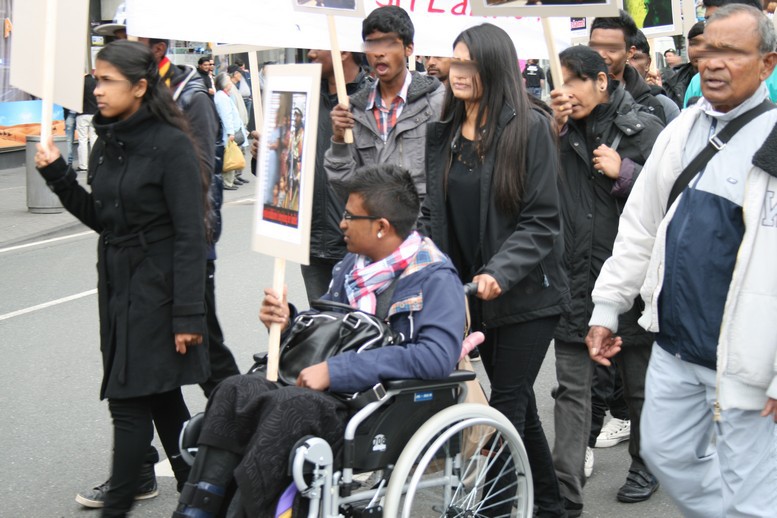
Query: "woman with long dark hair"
419 23 569 517
34 40 209 517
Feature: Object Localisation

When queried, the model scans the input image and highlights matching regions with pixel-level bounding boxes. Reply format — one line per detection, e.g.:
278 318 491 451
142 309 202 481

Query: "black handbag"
273 299 401 387
234 128 246 147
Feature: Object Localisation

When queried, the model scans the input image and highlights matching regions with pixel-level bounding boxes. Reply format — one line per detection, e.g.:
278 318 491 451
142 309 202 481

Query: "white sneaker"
595 418 631 448
584 447 594 478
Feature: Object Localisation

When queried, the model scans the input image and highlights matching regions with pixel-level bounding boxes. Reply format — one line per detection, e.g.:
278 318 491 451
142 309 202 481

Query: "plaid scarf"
345 231 423 313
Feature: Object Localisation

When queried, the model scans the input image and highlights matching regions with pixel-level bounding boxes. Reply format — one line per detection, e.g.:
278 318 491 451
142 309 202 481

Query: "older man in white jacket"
586 5 777 518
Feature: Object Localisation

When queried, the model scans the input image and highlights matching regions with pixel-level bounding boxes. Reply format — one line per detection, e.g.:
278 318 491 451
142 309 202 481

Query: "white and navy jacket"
590 84 777 411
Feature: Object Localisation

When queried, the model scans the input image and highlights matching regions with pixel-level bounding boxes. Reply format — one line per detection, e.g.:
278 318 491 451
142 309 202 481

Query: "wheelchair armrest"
383 370 476 392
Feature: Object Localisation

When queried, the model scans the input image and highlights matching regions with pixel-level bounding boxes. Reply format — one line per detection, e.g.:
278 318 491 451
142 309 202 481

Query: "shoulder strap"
666 100 775 212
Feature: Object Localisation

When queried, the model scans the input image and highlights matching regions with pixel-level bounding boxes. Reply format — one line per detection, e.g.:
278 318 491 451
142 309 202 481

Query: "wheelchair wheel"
383 403 532 518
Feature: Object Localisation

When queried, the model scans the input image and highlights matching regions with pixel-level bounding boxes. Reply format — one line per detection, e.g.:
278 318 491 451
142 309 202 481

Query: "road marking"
0 230 92 254
225 197 255 205
0 289 97 321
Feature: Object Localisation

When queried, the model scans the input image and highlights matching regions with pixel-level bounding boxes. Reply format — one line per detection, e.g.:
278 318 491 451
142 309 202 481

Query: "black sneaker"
75 473 159 509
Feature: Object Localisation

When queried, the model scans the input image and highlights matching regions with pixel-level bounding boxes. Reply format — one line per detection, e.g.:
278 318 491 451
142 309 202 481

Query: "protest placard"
10 0 89 142
252 64 321 380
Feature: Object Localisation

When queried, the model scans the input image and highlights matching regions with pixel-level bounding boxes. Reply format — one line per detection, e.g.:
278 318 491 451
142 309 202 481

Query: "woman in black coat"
34 41 210 517
418 24 569 517
548 45 664 512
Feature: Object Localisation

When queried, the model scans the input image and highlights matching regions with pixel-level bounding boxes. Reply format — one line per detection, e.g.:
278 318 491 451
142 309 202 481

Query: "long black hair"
444 24 531 217
96 40 189 133
96 40 212 239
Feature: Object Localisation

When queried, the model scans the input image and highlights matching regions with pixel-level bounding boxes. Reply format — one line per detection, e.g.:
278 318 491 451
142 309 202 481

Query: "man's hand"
174 333 203 355
592 144 622 180
761 398 777 422
259 286 290 332
549 89 573 133
330 103 354 143
585 326 622 366
297 362 330 391
473 273 502 301
250 130 260 159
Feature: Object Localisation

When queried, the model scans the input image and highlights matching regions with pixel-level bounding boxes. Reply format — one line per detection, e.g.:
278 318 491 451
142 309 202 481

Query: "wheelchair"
180 368 533 517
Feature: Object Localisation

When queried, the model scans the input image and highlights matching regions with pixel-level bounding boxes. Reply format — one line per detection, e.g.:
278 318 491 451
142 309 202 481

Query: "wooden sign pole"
327 15 353 144
541 17 563 94
265 256 286 382
40 0 57 144
248 50 265 132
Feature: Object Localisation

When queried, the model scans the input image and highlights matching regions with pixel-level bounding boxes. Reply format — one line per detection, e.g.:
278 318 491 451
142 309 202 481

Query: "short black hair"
663 48 677 57
688 21 706 40
227 64 240 75
344 164 420 238
703 0 763 8
591 9 639 48
148 38 169 49
362 5 414 46
234 58 245 67
198 56 211 66
560 45 617 95
633 30 650 55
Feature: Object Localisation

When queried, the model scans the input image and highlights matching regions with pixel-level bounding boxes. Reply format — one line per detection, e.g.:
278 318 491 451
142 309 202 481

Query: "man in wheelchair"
174 164 466 517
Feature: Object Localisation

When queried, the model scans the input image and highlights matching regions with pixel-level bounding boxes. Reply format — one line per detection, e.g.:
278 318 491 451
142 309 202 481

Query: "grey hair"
707 4 777 54
214 72 231 91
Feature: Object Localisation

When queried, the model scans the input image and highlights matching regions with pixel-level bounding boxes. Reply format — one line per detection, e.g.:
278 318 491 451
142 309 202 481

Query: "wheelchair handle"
463 282 478 297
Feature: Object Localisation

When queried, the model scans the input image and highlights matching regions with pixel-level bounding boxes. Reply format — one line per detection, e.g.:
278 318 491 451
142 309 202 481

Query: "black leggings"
103 389 191 517
479 315 566 518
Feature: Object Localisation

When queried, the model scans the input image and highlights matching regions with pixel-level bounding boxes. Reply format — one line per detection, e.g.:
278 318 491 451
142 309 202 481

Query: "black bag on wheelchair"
269 299 402 386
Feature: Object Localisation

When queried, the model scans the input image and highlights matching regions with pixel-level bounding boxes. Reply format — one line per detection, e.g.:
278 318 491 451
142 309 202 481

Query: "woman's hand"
175 333 203 355
549 89 573 133
646 70 662 87
330 103 354 143
259 286 290 331
473 273 502 301
592 144 622 179
34 138 62 169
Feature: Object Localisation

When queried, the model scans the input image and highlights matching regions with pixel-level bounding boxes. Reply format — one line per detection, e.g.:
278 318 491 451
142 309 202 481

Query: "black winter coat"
554 86 664 345
38 106 209 399
419 105 569 328
310 71 371 261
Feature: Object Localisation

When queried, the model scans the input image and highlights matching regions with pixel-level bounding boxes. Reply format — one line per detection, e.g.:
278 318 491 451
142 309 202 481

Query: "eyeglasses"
342 209 380 221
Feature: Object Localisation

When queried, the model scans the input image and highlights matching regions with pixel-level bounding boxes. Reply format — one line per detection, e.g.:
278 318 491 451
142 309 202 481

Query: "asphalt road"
0 196 682 517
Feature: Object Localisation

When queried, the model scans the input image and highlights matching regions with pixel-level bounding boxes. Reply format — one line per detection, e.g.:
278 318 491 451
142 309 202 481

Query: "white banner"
126 0 571 59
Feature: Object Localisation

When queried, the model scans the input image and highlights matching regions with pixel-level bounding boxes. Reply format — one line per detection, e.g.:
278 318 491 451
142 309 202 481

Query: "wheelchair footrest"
341 503 383 517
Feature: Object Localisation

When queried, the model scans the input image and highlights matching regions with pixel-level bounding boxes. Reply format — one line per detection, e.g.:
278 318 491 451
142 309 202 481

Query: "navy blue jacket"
320 238 465 393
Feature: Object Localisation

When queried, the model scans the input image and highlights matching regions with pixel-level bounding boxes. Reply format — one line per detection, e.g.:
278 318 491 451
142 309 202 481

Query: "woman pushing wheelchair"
174 164 466 517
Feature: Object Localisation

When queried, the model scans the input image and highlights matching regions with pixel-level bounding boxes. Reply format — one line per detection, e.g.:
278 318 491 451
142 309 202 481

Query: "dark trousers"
588 362 630 447
103 390 191 517
613 345 652 471
479 315 565 517
300 256 341 304
200 259 240 397
552 339 594 505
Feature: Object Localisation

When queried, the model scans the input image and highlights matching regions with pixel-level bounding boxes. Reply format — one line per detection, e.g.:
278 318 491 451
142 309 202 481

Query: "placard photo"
471 0 619 18
253 64 321 264
292 0 365 17
624 0 682 38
